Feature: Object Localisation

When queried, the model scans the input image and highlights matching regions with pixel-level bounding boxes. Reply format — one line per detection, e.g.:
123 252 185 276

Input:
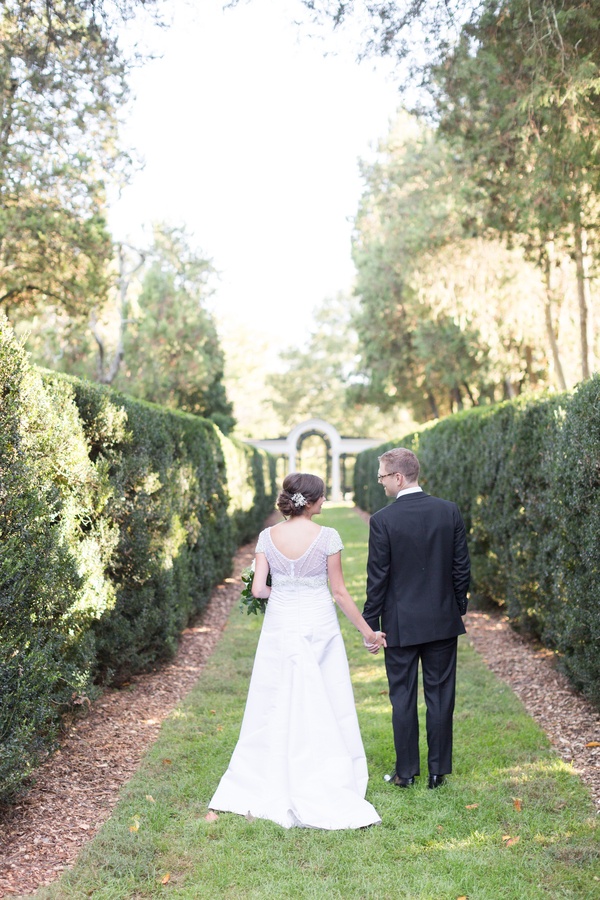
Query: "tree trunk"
503 379 516 400
0 73 19 189
91 243 144 385
524 345 537 386
90 310 106 381
451 385 463 412
462 381 477 406
543 249 567 391
573 218 590 381
427 389 439 419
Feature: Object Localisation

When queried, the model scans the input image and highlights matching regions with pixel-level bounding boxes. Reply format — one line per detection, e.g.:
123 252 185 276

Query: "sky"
108 0 403 344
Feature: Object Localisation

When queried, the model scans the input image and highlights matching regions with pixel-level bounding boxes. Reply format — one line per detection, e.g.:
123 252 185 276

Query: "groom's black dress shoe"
428 775 446 789
384 773 415 788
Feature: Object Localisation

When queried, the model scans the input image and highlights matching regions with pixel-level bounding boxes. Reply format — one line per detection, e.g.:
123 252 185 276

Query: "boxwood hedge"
0 316 276 802
355 378 600 706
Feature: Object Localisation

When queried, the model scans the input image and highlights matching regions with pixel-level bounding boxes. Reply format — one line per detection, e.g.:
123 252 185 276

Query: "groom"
363 447 470 789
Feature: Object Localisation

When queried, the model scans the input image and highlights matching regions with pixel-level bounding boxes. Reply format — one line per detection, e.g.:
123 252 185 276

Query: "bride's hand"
371 630 386 650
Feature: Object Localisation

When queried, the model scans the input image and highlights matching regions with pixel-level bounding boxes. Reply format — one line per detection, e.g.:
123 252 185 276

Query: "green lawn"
36 506 599 899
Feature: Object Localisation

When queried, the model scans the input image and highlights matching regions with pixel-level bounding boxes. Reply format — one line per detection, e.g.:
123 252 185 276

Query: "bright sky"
109 0 402 343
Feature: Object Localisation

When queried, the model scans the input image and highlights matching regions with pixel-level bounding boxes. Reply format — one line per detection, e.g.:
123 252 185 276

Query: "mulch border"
463 609 600 811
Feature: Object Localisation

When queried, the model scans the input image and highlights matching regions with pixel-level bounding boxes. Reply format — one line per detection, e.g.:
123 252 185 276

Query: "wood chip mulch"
1 510 599 898
463 609 600 812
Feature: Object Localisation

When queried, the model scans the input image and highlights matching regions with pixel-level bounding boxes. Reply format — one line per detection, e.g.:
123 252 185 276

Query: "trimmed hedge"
0 316 276 802
355 378 600 705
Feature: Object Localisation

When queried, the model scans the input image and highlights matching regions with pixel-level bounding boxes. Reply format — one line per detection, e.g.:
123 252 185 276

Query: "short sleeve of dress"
326 527 344 556
255 529 267 554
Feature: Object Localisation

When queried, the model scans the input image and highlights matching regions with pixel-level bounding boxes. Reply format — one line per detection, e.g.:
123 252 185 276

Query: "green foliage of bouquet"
240 565 270 616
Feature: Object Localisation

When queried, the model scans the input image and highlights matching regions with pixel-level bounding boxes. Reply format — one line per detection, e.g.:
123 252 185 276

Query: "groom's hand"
363 631 386 654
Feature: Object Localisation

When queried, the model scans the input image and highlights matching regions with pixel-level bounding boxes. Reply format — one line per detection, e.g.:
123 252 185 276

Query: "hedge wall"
355 378 600 706
0 316 276 802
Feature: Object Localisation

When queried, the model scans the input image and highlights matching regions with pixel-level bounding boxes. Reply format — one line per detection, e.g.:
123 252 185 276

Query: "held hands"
363 631 387 654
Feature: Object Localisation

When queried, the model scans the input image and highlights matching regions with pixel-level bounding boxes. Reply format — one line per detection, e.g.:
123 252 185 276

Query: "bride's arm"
327 552 386 649
252 552 271 599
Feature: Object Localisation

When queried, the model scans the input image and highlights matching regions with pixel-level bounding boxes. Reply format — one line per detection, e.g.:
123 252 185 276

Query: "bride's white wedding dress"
209 525 381 830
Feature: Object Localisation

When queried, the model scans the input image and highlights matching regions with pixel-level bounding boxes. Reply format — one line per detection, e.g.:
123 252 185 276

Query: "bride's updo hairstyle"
277 473 325 518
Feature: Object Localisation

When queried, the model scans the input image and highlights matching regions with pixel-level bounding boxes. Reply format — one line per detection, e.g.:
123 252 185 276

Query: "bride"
209 472 386 830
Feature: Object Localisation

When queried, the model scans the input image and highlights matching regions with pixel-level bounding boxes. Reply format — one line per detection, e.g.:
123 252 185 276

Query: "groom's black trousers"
384 636 458 779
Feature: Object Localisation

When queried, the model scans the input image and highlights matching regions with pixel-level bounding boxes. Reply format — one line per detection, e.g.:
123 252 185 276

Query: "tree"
90 242 146 385
352 112 550 419
266 292 409 438
433 0 600 382
235 1 475 68
116 225 235 432
0 0 135 319
218 320 283 440
0 0 166 321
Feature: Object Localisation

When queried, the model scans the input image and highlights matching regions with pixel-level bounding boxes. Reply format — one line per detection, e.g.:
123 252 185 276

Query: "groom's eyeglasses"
377 472 399 482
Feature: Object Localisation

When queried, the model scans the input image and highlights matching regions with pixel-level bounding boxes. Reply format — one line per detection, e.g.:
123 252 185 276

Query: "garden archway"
245 417 381 501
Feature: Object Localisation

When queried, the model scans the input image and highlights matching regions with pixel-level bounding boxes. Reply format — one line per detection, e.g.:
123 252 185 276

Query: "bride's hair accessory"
276 473 325 517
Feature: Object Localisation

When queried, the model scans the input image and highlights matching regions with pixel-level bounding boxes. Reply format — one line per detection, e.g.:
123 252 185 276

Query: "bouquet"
239 562 270 616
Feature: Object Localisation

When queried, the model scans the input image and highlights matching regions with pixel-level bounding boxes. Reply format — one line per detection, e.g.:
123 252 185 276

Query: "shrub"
355 380 600 704
547 377 600 700
41 373 277 683
1 319 109 801
0 316 276 802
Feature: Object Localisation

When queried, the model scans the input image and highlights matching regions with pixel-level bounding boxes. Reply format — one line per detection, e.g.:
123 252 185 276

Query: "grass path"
36 507 598 899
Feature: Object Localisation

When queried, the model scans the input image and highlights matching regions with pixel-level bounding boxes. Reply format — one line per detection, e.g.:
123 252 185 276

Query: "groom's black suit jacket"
363 491 470 648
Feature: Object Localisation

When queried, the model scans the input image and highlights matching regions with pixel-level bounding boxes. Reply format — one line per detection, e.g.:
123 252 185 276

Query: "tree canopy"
266 293 406 438
1 2 236 431
351 112 553 419
116 226 235 432
0 0 135 317
432 0 600 382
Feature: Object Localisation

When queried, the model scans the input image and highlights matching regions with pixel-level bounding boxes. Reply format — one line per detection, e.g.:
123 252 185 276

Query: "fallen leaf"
585 741 600 748
513 798 523 812
436 825 443 832
146 795 156 803
161 873 170 885
129 815 141 833
465 803 478 809
162 759 172 765
502 835 520 846
457 896 468 899
216 724 223 732
204 811 219 822
378 690 388 695
209 709 216 715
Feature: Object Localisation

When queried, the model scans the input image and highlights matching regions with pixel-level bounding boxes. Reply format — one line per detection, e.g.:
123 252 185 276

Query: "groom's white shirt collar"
396 486 423 498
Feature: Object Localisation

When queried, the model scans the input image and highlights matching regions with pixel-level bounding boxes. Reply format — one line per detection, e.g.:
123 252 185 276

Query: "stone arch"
244 418 381 501
287 418 343 500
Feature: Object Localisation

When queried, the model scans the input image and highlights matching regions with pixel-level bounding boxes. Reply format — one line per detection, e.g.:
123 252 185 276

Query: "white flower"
292 492 307 507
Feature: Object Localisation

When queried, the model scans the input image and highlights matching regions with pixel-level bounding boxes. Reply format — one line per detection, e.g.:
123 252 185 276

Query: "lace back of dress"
264 527 331 579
